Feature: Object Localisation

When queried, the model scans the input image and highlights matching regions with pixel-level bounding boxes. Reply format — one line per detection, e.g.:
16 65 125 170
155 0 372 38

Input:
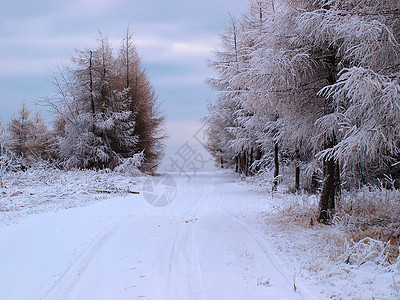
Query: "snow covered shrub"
58 117 117 170
0 147 18 188
390 251 400 273
0 166 145 225
333 186 400 261
249 159 316 195
0 125 24 188
279 192 320 227
114 151 144 176
344 237 391 266
8 104 53 165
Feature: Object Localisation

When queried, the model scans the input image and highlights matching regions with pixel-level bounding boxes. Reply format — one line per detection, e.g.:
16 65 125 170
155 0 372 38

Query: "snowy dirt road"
0 172 318 299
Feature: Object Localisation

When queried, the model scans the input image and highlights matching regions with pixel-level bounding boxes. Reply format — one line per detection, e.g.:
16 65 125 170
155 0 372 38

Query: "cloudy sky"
0 0 249 170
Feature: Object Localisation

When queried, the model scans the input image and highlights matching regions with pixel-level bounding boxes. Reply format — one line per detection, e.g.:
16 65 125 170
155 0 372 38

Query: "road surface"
0 171 316 299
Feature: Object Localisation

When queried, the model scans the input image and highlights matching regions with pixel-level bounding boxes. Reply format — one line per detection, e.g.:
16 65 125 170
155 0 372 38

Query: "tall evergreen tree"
52 31 164 170
204 0 400 223
118 29 165 171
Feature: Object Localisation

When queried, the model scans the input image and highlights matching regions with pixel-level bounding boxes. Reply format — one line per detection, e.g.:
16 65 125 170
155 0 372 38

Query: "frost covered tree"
241 0 315 188
206 0 324 186
8 103 34 158
204 94 238 170
304 0 400 172
205 0 400 223
0 124 17 187
118 30 165 171
8 103 52 163
50 32 164 170
55 38 125 169
292 0 400 221
206 9 285 176
205 15 254 174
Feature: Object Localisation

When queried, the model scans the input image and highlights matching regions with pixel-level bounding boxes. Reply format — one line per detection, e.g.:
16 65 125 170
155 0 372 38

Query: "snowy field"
0 169 398 299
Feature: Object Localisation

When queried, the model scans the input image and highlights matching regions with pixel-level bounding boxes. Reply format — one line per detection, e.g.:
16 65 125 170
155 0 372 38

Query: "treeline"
204 0 400 223
1 31 165 173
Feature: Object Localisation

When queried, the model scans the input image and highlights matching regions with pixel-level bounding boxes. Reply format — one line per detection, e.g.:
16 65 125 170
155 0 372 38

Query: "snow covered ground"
0 167 144 226
239 174 400 300
0 169 397 299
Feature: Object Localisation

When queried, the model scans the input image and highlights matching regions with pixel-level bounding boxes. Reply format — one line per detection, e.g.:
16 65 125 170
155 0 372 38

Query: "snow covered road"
0 172 317 299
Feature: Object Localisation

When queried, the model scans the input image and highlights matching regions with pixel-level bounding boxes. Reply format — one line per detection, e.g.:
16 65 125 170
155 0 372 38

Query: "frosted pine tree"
57 36 138 169
242 1 325 190
8 103 35 159
51 31 164 170
118 29 165 171
292 0 400 220
205 15 249 171
58 45 113 169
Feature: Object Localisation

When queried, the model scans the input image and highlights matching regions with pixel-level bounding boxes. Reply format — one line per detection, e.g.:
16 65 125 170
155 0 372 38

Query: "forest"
204 0 400 224
0 30 165 180
0 1 400 297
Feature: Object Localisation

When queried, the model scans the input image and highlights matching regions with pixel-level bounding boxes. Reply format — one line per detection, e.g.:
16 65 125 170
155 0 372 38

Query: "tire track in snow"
160 175 207 300
166 223 206 300
43 216 128 299
215 188 317 300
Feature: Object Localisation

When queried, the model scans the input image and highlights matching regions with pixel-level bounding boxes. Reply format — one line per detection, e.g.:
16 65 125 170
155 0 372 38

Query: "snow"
240 175 400 300
0 170 396 299
0 167 144 225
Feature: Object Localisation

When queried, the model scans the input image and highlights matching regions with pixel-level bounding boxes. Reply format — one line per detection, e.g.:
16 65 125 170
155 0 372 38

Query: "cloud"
153 74 208 86
74 0 115 15
172 42 212 56
0 58 62 75
63 0 130 18
0 36 92 75
0 0 249 124
135 34 218 63
0 24 217 75
0 36 95 49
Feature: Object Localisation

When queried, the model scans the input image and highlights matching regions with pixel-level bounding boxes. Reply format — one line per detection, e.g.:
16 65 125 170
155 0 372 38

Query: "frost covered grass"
336 187 400 261
0 163 145 226
243 170 400 299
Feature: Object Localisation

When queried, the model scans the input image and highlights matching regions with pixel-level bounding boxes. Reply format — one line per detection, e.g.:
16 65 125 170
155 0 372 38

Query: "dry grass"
247 168 400 267
273 185 400 264
334 187 400 262
251 171 400 298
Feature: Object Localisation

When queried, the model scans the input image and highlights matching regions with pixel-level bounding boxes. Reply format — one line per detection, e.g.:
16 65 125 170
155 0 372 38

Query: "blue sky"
0 0 249 170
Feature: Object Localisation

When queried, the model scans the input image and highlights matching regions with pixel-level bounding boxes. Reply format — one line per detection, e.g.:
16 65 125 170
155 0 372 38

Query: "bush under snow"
114 151 145 176
0 163 145 226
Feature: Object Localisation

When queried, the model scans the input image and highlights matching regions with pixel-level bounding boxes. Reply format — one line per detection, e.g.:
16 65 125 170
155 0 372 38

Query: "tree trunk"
294 149 300 192
89 50 96 133
235 155 239 173
125 30 130 89
295 165 300 192
318 52 340 224
310 171 319 193
245 149 249 176
255 145 262 173
242 149 247 176
318 137 340 224
273 142 279 191
249 147 254 175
